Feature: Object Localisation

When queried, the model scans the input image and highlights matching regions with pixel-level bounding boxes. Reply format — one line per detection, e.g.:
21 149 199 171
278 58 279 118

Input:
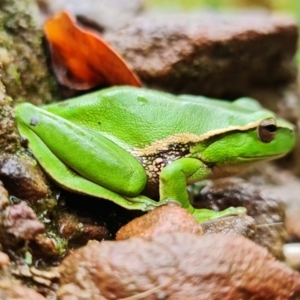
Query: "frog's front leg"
159 157 246 223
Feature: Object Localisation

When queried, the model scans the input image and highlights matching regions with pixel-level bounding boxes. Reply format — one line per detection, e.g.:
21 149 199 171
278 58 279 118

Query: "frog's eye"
257 118 277 143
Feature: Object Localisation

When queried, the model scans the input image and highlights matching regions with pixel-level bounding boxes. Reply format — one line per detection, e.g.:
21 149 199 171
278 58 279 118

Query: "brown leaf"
44 11 142 90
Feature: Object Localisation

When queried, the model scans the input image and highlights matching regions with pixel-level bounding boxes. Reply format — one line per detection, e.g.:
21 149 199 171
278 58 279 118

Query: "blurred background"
147 0 300 16
147 0 300 61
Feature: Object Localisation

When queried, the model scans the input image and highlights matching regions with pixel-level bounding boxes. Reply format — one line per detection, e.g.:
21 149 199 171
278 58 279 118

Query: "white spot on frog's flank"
30 116 39 126
134 142 191 187
154 158 163 164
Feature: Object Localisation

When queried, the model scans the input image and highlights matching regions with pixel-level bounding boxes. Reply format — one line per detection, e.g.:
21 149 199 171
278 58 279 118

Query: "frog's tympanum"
15 86 295 222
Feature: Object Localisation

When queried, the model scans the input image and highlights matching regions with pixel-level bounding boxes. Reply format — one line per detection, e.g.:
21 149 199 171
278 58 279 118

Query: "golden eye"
257 118 277 143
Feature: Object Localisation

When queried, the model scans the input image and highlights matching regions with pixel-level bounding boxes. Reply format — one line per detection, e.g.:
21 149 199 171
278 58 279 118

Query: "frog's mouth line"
238 153 287 161
201 153 286 166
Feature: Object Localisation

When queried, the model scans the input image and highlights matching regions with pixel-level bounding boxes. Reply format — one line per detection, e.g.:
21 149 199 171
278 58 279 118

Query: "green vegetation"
146 0 300 21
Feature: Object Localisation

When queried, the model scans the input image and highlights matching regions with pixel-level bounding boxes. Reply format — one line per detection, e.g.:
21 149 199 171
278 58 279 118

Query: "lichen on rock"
0 0 57 105
0 68 20 153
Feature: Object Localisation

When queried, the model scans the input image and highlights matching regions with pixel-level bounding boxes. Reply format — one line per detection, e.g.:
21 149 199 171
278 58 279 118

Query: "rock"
30 205 111 259
81 223 109 242
58 233 300 299
192 178 286 259
12 264 60 288
0 252 9 267
285 207 300 240
201 215 256 238
116 203 203 240
31 233 66 258
0 67 20 153
1 201 45 244
59 192 143 238
260 173 300 241
0 181 9 211
37 0 146 31
241 166 300 242
0 279 46 300
57 211 109 243
104 11 297 98
0 154 50 201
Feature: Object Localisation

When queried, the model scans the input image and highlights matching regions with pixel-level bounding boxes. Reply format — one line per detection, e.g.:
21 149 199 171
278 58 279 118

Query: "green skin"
14 86 296 223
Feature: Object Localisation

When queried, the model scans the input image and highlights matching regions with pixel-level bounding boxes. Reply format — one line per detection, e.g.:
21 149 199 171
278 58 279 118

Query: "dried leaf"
44 11 141 90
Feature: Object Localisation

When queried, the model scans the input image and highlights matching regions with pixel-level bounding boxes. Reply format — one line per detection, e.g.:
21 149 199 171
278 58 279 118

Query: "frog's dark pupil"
265 124 277 133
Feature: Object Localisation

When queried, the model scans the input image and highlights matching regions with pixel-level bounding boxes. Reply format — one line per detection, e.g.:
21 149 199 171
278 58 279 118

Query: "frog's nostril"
29 116 39 126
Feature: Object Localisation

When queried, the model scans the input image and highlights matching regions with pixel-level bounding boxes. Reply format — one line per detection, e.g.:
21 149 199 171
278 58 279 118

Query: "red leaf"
44 11 142 90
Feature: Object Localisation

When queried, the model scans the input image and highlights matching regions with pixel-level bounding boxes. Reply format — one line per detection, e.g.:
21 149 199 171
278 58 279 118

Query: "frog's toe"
191 206 247 223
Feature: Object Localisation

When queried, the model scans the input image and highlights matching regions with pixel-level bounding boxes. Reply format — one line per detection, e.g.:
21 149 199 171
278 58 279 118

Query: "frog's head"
198 116 296 173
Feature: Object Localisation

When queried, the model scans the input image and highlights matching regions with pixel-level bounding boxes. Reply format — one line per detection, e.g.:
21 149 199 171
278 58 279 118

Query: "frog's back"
45 86 275 149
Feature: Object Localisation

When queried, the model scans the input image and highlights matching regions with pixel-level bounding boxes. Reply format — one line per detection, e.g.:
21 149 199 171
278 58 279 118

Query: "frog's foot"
190 206 247 223
124 195 173 211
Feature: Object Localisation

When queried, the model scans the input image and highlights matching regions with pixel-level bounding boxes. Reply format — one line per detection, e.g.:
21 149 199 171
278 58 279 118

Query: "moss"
0 0 57 105
0 68 20 153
